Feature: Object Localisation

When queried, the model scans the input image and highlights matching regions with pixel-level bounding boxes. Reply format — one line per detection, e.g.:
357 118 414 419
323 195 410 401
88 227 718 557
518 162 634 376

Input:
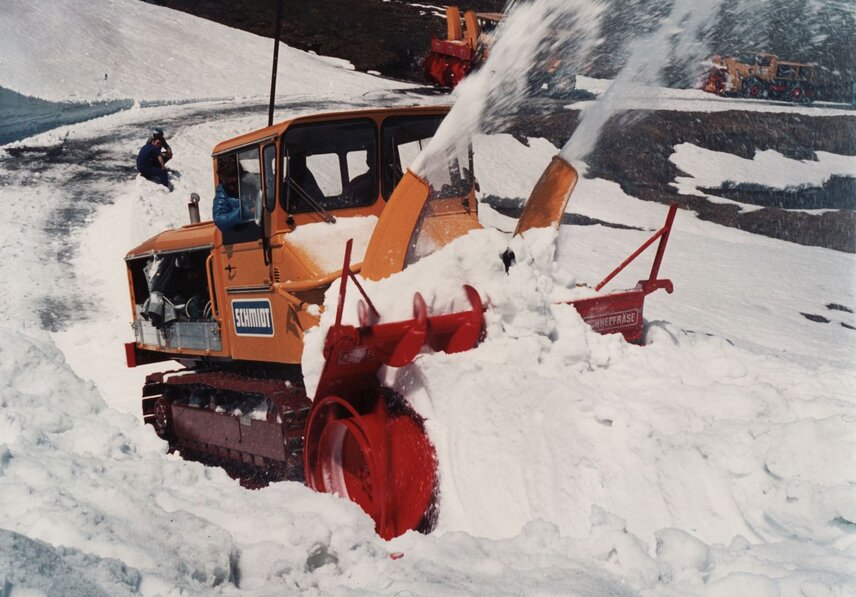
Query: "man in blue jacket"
212 166 250 232
136 128 172 187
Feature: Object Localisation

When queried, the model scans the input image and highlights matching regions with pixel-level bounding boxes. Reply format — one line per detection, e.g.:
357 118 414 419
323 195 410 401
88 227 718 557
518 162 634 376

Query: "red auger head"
308 280 486 540
304 393 438 540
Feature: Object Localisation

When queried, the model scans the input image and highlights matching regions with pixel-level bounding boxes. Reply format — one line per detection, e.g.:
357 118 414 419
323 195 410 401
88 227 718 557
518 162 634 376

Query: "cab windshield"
282 118 378 214
380 114 449 198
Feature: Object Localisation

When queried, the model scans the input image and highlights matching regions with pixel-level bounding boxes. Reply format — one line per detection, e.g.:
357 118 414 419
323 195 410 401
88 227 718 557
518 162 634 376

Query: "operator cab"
124 106 472 366
208 107 452 241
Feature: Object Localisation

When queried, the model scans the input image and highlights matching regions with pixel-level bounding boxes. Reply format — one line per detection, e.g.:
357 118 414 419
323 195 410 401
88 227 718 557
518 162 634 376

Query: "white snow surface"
670 143 856 197
1 1 855 596
573 76 856 118
0 0 410 103
286 216 379 275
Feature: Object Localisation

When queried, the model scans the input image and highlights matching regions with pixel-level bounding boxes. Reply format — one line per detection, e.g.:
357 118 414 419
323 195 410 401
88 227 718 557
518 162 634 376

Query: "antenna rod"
268 0 284 126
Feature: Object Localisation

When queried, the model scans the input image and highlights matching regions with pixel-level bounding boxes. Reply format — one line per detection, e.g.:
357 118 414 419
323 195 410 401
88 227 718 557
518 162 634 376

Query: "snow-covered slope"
0 0 411 103
1 1 854 595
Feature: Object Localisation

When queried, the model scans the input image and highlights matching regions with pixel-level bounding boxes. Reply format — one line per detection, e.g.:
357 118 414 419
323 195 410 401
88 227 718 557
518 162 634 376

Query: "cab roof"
211 105 451 157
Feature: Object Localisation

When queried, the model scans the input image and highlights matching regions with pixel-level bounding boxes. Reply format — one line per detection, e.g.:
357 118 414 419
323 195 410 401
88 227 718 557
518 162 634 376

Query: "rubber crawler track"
142 368 311 486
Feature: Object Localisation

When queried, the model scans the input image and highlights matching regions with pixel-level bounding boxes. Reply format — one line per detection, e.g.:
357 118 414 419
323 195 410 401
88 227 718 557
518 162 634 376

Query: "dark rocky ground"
148 0 855 253
510 106 856 252
154 0 505 83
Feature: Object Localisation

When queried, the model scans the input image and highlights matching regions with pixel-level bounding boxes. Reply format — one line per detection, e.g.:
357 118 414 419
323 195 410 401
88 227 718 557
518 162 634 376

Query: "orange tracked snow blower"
423 6 501 88
422 6 578 97
124 106 676 539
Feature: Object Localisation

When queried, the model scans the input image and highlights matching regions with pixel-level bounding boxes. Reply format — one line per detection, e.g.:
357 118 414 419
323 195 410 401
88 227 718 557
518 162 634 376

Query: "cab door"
218 147 267 286
216 147 279 360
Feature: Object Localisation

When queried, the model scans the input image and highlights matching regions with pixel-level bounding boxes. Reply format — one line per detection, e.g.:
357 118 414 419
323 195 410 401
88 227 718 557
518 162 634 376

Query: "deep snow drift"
1 0 854 595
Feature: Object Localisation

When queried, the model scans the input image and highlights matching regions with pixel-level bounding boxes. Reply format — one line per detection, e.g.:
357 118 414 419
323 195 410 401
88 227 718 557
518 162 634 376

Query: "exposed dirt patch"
701 176 856 211
801 303 856 331
828 303 853 314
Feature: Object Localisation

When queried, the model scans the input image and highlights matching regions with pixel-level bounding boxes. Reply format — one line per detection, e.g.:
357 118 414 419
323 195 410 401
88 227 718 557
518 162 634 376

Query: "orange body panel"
126 106 452 366
129 221 217 256
361 171 431 280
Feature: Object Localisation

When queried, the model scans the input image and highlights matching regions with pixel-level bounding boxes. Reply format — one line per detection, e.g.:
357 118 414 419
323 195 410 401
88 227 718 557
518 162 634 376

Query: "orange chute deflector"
361 169 482 281
514 156 578 237
446 6 462 41
361 170 431 281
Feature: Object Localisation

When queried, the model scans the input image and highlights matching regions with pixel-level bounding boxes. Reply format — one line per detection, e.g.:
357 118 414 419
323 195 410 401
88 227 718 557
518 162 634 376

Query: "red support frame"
594 203 678 293
569 204 678 343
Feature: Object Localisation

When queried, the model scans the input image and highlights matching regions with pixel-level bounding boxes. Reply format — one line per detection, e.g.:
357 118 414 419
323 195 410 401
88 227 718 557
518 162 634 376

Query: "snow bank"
0 326 398 594
287 216 378 274
0 0 412 103
670 143 856 196
302 224 856 547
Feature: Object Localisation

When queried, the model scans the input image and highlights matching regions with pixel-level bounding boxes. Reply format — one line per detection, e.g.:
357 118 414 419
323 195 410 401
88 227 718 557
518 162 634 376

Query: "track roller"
152 396 173 440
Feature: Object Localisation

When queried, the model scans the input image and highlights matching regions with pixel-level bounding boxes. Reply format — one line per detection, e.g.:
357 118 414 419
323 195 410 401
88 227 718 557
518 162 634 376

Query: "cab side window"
215 150 262 244
237 148 262 223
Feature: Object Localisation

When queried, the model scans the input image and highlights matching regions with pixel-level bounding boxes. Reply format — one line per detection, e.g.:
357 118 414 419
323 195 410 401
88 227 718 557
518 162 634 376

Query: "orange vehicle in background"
423 6 577 97
423 6 502 88
703 52 816 103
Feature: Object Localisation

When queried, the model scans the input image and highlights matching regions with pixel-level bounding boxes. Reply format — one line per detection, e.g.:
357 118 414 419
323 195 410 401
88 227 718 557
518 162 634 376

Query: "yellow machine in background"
704 52 815 103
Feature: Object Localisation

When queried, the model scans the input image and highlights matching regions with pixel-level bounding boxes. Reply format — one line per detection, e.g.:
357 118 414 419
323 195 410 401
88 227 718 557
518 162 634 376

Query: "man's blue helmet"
150 127 165 141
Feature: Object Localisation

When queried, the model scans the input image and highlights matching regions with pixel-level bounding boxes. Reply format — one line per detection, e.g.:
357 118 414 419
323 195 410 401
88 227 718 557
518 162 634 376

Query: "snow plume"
561 0 725 162
412 0 606 186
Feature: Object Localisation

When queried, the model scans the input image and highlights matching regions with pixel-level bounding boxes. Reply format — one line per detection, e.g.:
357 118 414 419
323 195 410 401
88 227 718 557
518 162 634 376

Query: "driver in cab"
212 161 251 232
